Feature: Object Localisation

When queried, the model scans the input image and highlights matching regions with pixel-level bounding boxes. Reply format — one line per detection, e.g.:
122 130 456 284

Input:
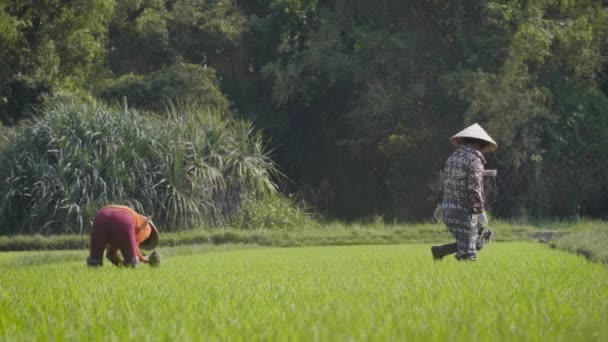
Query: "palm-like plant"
0 100 279 234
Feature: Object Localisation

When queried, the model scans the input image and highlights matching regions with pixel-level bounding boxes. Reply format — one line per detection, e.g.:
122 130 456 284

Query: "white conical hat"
450 123 498 152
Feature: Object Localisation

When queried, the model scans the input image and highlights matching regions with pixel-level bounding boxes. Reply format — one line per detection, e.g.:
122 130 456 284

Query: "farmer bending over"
87 205 159 267
432 123 497 261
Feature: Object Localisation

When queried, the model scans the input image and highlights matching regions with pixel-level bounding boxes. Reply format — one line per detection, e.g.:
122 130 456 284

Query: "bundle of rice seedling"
148 250 162 267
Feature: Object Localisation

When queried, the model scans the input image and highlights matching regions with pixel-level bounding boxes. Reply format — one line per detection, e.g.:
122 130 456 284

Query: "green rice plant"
0 243 606 340
0 100 279 234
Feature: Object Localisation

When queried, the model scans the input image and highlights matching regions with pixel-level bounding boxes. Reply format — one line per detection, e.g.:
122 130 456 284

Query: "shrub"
231 194 317 230
0 100 278 234
97 63 230 112
0 76 53 125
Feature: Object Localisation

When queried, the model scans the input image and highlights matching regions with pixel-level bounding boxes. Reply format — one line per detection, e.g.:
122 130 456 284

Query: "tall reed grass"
0 101 279 234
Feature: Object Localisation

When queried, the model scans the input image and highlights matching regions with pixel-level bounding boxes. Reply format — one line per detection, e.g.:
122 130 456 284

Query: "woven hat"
450 123 498 152
140 220 159 250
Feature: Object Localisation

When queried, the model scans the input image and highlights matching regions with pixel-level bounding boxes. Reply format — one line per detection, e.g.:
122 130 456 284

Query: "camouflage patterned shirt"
442 145 486 214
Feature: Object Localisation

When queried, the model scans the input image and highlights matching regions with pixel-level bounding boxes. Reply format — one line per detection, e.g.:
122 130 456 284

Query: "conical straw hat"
450 123 498 152
140 220 159 250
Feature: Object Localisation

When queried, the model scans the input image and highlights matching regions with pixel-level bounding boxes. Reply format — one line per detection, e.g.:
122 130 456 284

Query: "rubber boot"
431 243 457 260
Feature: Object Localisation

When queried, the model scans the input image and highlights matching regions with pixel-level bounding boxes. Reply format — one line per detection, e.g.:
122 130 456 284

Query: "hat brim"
449 123 498 153
450 137 498 153
140 221 159 250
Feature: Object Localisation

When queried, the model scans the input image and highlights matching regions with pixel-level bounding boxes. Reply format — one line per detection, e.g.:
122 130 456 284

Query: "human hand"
122 257 140 268
433 204 443 223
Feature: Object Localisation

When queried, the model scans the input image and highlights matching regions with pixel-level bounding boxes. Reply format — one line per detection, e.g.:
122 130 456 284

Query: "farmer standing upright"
87 205 159 267
432 123 498 261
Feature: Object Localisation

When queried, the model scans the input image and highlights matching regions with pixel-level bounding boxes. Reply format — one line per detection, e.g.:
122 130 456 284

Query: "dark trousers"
88 207 137 265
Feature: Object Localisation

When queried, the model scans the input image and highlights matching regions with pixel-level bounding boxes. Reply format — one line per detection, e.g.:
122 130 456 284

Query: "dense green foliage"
97 63 230 111
0 101 277 234
1 244 607 340
1 0 608 224
247 0 608 220
0 0 113 122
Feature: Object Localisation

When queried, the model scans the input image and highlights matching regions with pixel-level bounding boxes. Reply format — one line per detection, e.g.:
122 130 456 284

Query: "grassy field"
549 220 608 264
0 220 557 251
1 243 606 341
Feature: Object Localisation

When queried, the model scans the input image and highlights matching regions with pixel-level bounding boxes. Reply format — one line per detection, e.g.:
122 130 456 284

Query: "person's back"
442 145 485 213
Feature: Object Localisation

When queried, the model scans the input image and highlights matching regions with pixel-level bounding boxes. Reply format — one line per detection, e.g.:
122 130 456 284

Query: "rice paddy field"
1 243 607 341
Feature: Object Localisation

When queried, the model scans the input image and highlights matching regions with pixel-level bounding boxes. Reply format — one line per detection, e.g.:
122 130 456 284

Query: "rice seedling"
0 243 605 341
147 250 161 267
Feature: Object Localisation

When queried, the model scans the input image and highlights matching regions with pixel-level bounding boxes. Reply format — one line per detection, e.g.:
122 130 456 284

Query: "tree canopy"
1 0 607 222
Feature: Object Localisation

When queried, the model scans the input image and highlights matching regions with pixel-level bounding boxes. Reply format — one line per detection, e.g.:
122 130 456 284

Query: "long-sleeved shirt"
104 205 151 265
442 145 486 214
